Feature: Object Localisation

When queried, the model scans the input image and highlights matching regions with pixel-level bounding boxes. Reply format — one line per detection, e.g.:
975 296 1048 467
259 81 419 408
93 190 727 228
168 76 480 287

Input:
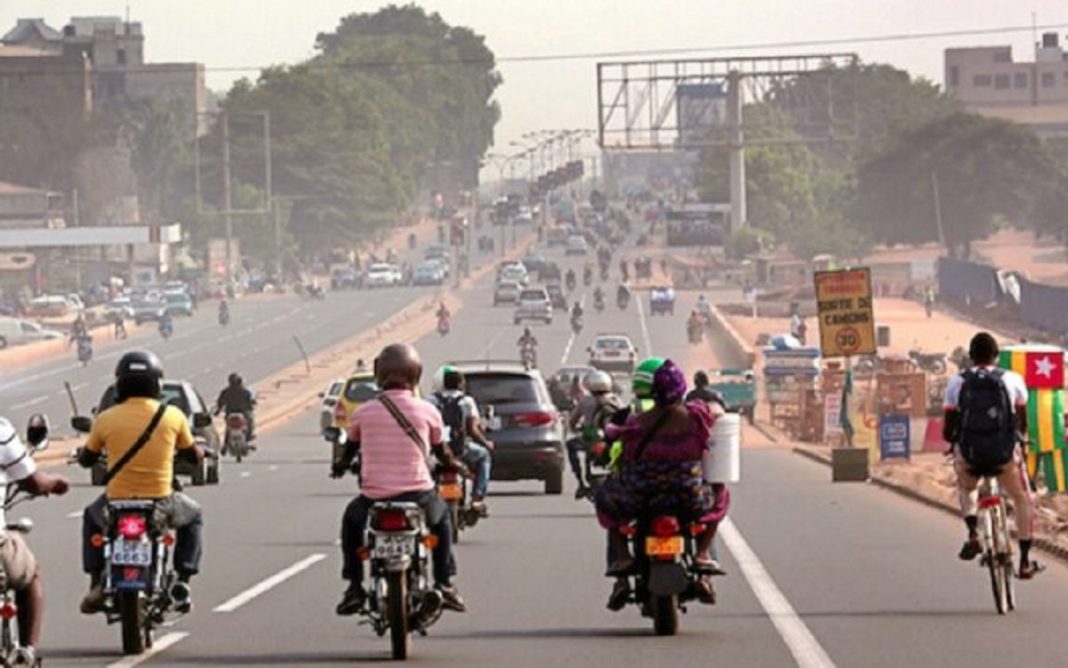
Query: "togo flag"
1024 388 1065 454
999 345 1065 390
1032 450 1068 493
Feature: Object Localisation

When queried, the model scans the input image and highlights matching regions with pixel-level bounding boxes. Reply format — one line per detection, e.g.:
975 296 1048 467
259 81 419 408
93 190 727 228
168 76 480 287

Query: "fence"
937 257 1002 306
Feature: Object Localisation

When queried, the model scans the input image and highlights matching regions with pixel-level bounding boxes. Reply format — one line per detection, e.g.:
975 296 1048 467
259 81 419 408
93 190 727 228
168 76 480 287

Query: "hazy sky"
4 1 1068 162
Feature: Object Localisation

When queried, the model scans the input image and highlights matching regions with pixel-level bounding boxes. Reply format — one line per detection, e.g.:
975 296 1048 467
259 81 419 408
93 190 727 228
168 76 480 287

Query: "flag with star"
999 345 1068 492
999 345 1064 389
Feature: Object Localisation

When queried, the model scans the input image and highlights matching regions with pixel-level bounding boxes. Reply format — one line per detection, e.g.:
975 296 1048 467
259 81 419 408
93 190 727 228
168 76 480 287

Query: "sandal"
694 576 717 605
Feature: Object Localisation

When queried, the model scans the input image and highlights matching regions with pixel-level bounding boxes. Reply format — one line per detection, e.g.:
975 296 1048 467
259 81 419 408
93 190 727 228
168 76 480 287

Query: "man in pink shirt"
334 343 469 615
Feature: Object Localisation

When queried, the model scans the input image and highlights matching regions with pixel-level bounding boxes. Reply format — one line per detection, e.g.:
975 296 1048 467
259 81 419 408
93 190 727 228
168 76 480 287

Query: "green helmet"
632 357 666 399
432 364 457 393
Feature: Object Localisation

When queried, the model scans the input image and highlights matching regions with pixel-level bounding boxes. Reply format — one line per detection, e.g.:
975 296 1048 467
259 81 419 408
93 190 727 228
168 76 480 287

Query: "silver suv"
514 287 553 325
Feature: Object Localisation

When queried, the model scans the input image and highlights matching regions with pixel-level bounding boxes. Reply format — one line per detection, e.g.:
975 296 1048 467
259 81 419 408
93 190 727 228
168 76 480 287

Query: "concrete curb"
706 304 756 368
791 445 1068 565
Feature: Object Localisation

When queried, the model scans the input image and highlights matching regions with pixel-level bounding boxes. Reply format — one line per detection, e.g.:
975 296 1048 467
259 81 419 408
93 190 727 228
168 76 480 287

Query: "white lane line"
10 395 48 411
213 553 326 613
239 471 251 478
634 290 653 354
559 293 586 366
105 631 189 668
66 511 82 519
268 465 279 472
720 518 836 668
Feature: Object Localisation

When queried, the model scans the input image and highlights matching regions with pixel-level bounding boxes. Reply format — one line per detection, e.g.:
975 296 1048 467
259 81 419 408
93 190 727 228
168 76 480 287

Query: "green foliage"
725 226 773 260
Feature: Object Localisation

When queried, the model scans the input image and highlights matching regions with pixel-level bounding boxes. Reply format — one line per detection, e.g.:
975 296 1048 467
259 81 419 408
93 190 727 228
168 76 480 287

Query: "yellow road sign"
814 267 876 358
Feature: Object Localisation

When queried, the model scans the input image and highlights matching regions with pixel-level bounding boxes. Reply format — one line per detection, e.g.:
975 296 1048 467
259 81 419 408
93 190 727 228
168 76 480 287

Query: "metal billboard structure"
596 53 859 230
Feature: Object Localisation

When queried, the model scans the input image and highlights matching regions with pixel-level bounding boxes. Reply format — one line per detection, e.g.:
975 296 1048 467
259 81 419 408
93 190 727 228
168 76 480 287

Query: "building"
945 32 1068 137
0 15 205 132
0 181 65 230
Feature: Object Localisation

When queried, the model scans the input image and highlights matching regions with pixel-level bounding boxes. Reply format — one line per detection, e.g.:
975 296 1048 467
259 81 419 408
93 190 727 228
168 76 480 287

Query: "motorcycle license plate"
439 483 463 501
374 534 415 559
111 539 152 567
645 536 684 557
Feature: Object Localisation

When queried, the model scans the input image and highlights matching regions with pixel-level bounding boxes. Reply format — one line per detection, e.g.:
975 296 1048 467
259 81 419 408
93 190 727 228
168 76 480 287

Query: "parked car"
514 287 553 325
25 294 83 318
92 379 221 486
365 263 403 288
545 283 567 310
0 317 63 348
413 262 445 286
565 235 589 256
163 291 194 317
588 333 639 374
493 280 522 306
450 361 564 494
132 297 166 325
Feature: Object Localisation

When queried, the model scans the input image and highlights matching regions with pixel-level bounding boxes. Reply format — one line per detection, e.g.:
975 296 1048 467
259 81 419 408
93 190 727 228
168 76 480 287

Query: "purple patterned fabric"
651 359 687 407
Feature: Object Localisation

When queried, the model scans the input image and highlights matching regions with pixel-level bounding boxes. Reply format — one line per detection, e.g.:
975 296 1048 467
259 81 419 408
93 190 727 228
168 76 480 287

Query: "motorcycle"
599 264 609 282
583 269 593 287
687 320 703 344
306 285 326 301
158 320 173 340
223 413 250 463
617 290 630 311
520 343 538 369
570 314 583 335
613 514 712 636
359 502 445 660
908 349 948 375
435 467 480 543
565 273 577 293
218 306 230 327
0 416 49 666
77 335 93 367
593 292 605 313
437 317 450 337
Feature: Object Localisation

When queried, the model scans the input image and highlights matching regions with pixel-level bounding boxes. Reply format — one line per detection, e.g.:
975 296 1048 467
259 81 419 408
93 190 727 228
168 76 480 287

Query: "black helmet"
228 373 242 387
115 351 163 401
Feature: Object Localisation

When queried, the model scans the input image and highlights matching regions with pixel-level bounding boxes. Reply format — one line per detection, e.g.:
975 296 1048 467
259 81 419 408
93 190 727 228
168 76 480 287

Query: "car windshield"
165 293 187 303
159 385 191 415
596 338 631 350
344 379 379 402
520 290 545 301
465 374 541 405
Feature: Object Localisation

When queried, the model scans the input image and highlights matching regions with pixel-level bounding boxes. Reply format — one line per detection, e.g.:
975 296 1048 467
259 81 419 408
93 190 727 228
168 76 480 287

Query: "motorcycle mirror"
323 427 341 443
25 413 49 448
193 413 212 429
71 415 93 434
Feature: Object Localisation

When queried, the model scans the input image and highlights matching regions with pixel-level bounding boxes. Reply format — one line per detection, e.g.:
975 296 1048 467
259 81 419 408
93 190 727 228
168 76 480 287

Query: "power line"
0 21 1065 77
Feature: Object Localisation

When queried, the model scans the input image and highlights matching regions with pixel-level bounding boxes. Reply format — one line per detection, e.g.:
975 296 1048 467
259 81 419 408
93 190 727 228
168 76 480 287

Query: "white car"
588 334 638 373
514 287 553 325
493 280 522 306
319 378 345 434
499 263 529 286
565 235 589 256
0 317 64 348
365 263 403 288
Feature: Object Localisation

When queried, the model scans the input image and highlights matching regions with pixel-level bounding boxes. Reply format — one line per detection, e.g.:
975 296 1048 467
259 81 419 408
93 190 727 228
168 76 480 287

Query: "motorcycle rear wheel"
387 571 411 660
119 591 146 655
650 594 678 636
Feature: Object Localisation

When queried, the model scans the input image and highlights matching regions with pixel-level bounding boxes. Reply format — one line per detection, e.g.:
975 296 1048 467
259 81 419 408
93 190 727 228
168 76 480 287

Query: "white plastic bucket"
704 413 741 483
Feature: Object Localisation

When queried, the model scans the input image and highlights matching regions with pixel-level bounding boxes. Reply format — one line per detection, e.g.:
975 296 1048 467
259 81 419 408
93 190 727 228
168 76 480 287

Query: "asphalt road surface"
14 239 1068 667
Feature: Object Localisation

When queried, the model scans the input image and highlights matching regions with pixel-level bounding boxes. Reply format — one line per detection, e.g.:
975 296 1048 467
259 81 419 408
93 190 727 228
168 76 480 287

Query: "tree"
857 112 1059 257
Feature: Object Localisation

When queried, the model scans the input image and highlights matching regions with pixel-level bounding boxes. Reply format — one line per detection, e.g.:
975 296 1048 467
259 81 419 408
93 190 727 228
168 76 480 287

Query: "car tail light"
117 514 147 540
650 515 680 538
510 411 556 428
226 414 247 430
372 509 411 531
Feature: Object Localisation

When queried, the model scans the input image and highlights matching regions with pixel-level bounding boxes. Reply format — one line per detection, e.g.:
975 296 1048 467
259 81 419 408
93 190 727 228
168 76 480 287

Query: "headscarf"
651 359 687 407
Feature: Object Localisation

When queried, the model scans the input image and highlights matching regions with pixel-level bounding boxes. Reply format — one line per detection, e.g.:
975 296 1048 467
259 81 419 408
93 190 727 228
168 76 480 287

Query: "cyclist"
942 332 1043 579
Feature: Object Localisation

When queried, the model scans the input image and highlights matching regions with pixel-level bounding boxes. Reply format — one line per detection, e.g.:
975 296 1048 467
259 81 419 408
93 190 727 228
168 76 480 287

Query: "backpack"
436 393 467 455
957 368 1017 475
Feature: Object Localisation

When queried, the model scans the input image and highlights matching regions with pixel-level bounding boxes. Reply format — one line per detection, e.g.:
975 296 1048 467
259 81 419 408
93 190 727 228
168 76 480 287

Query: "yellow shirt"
85 397 195 499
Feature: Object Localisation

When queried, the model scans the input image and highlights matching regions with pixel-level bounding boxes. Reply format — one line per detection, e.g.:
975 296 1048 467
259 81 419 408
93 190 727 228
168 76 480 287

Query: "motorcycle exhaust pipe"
169 582 191 605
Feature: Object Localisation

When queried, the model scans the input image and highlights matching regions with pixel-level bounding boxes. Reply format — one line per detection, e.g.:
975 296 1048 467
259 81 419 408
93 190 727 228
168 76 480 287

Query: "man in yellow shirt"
78 351 205 614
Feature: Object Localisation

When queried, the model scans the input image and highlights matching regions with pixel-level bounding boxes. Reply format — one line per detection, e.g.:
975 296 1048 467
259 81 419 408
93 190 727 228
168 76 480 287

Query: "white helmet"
432 365 456 393
583 370 613 394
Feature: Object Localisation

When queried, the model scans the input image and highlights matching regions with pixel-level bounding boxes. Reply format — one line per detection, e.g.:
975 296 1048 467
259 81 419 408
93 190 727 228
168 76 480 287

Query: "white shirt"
0 418 37 529
943 366 1029 411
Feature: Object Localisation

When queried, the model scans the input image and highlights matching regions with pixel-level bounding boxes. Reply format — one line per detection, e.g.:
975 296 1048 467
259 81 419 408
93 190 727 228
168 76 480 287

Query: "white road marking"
239 471 251 478
66 511 82 519
213 553 326 613
268 465 279 472
10 395 48 410
634 290 653 355
720 518 836 668
559 293 586 366
105 631 189 668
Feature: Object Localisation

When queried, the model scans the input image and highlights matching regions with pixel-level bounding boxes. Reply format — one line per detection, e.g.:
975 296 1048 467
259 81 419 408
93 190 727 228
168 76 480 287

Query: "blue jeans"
463 444 492 499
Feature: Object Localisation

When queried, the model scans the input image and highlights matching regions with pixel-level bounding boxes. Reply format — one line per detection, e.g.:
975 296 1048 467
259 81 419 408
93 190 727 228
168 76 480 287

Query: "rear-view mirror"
193 413 213 429
323 427 342 443
25 413 49 449
71 415 93 434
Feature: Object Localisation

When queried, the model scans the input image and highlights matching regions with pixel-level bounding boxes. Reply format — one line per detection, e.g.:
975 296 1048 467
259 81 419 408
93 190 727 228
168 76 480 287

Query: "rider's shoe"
470 499 489 518
14 645 38 667
958 536 982 561
336 585 367 616
438 585 467 613
80 585 105 615
574 484 590 500
1019 560 1046 580
606 578 630 611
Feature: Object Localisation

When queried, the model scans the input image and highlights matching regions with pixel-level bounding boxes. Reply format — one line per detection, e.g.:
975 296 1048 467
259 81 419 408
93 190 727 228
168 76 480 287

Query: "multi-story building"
945 32 1068 137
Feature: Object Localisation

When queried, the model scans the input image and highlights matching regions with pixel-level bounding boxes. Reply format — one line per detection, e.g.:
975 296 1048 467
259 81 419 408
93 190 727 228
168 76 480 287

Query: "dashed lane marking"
213 553 326 613
105 631 189 668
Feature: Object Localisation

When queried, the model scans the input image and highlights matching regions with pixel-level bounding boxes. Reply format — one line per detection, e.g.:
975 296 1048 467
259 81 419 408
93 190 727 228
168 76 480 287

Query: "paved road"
19 241 1068 667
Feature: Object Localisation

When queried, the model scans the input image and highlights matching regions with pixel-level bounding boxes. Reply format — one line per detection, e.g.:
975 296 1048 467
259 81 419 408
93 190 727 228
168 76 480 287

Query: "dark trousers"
566 437 588 484
82 493 203 578
341 490 453 587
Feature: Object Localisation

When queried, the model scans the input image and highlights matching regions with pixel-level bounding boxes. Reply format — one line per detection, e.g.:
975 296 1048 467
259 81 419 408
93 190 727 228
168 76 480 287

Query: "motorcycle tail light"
423 535 439 550
651 515 680 538
619 524 638 537
689 523 707 536
117 514 147 540
978 495 1002 509
227 414 247 430
162 533 176 546
0 602 16 620
372 509 411 531
90 533 105 548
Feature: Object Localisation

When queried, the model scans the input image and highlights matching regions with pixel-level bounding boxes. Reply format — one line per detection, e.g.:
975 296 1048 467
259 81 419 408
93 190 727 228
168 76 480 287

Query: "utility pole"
727 70 747 232
931 171 947 251
221 113 233 283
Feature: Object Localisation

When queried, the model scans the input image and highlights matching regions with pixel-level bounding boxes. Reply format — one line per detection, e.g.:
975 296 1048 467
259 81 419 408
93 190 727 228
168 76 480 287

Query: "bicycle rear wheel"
988 507 1009 615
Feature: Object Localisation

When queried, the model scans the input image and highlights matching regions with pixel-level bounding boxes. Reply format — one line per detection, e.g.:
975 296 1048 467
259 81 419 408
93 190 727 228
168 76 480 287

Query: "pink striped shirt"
347 389 441 499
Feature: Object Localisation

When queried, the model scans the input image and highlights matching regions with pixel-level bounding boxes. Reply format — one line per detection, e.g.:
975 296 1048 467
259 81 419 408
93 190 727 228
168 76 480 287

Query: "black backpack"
957 368 1017 475
436 393 467 455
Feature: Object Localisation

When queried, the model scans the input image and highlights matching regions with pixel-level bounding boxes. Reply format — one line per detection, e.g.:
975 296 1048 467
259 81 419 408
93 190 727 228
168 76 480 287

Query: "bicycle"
976 477 1016 614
